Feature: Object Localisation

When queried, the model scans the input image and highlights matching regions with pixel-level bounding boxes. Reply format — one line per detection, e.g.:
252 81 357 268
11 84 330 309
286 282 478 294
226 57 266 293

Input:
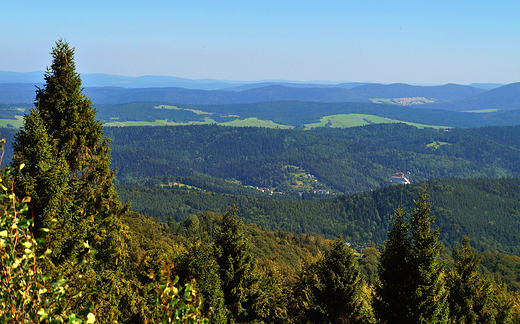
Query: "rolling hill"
100 123 520 194
427 82 520 111
117 176 520 256
0 75 509 106
348 83 485 102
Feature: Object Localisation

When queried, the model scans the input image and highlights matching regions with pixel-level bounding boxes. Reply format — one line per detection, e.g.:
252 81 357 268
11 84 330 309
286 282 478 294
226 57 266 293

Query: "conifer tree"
11 39 130 319
291 237 373 324
13 38 126 263
447 236 499 323
374 190 449 324
184 242 228 323
317 236 373 323
290 254 323 323
373 205 412 323
407 190 449 323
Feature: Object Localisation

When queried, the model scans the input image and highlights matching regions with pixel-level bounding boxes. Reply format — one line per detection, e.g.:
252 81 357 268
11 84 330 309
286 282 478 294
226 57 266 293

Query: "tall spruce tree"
13 38 126 262
317 236 373 324
373 205 412 323
11 39 130 319
407 190 449 323
291 237 373 324
184 242 228 323
374 190 449 324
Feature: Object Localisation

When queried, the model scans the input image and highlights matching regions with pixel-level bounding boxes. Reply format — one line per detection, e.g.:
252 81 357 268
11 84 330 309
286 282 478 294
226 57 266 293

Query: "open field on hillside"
426 141 452 149
304 114 448 129
103 119 215 127
220 117 292 128
463 109 500 113
0 115 23 128
155 104 212 115
2 113 450 129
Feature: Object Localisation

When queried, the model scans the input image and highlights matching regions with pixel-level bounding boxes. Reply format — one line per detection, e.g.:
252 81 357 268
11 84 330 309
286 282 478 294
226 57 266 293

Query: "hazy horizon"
0 70 510 88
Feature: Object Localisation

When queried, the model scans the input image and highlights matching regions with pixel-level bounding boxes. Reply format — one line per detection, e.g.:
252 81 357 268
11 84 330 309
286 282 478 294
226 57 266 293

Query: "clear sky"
2 1 520 84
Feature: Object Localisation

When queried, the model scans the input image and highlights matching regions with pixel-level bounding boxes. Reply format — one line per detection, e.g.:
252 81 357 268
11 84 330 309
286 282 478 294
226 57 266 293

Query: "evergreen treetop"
11 39 130 319
374 189 449 324
34 39 104 173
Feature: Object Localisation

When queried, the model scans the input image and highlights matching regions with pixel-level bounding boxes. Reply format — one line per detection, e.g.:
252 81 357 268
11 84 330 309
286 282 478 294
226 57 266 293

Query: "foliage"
358 244 380 286
212 207 259 323
148 263 209 324
9 39 133 319
178 242 228 323
0 145 95 323
2 39 212 323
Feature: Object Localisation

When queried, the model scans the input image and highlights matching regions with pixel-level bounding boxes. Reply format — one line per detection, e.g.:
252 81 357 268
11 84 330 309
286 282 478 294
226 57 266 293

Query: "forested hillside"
3 97 520 129
0 80 483 105
92 100 520 127
429 82 520 111
103 124 520 195
117 177 520 255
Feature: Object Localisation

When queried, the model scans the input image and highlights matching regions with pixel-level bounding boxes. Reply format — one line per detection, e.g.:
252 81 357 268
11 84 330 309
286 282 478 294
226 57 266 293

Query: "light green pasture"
305 114 449 129
462 109 499 113
220 117 292 128
0 116 24 128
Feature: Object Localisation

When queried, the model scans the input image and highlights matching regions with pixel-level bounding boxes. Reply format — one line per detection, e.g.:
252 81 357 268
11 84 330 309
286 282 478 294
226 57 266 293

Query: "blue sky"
2 1 520 84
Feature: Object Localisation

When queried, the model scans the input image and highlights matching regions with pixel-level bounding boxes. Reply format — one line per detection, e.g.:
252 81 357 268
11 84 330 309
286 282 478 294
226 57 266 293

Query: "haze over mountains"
2 71 519 112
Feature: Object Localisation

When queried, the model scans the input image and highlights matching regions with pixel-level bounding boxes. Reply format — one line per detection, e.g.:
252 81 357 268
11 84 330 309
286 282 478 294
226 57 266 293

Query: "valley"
3 71 520 320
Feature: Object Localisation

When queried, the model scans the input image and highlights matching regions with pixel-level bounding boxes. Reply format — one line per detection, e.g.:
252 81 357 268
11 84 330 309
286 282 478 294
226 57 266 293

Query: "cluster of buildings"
389 172 410 184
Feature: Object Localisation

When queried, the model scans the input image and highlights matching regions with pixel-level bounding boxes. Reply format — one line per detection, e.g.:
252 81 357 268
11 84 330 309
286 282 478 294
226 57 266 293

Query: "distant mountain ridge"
349 83 486 102
427 82 520 111
1 71 519 112
0 82 489 105
0 71 354 90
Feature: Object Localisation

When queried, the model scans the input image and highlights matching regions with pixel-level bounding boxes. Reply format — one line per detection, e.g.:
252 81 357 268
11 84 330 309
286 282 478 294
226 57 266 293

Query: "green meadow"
220 117 292 128
426 141 453 149
0 115 24 128
305 114 449 129
462 109 500 113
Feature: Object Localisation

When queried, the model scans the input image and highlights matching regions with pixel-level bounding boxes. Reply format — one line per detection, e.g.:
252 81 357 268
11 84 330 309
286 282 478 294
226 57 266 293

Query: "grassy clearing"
0 116 24 128
462 109 499 113
159 182 204 191
426 141 452 149
155 105 212 115
305 114 449 128
305 114 449 129
220 117 292 128
103 114 449 129
104 118 220 127
104 120 170 127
